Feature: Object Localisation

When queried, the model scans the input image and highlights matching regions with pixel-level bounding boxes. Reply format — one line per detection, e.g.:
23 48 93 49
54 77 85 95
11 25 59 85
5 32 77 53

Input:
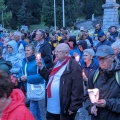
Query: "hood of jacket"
0 58 12 74
3 89 25 116
7 40 18 55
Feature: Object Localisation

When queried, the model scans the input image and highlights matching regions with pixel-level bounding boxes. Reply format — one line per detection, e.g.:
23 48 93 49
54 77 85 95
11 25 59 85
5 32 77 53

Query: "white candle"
82 71 86 77
75 55 80 62
36 53 41 59
87 88 99 103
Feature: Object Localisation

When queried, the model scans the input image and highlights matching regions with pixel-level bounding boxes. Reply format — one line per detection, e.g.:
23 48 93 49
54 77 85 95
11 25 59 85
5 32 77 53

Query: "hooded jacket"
0 57 12 75
1 89 35 120
5 40 23 75
85 60 120 120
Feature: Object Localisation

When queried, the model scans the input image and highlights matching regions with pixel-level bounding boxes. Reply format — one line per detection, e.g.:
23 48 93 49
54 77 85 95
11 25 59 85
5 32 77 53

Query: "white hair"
14 31 22 37
111 42 120 49
83 49 95 57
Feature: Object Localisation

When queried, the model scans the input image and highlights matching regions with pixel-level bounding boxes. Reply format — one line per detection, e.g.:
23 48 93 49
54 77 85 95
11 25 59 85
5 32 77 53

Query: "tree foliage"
82 0 105 19
42 0 80 28
5 0 41 29
0 0 12 26
17 2 32 27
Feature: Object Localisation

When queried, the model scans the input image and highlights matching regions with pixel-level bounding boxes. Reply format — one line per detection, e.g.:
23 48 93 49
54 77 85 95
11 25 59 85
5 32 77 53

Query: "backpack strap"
93 69 99 84
115 71 120 86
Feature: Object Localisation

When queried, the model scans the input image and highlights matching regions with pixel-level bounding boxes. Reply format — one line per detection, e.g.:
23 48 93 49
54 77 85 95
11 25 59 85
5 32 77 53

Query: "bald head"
55 43 70 62
56 43 70 53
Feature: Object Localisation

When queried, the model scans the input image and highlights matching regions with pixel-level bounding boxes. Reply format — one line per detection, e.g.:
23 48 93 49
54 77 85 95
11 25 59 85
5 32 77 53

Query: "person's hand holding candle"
36 53 41 59
36 53 44 70
88 88 99 116
82 71 88 81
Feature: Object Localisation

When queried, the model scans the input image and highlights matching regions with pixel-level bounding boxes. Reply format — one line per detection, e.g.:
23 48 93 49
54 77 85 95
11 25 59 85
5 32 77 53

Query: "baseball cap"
96 45 114 57
98 32 105 37
80 27 84 31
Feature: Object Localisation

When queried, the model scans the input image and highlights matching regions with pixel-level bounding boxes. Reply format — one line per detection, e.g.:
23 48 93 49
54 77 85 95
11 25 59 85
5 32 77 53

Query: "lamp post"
54 0 56 31
2 9 4 34
62 0 65 27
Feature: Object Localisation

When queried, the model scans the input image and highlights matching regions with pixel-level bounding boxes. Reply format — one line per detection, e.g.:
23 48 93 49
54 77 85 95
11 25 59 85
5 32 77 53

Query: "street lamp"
2 9 4 34
54 0 56 31
62 0 65 27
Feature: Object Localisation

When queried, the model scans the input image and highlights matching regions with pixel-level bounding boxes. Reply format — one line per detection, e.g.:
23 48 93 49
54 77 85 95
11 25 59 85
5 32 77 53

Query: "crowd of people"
0 23 120 120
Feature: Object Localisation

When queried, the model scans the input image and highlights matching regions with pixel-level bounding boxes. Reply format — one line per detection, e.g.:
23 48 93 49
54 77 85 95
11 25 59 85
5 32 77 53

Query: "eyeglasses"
98 56 111 61
36 34 41 36
54 50 67 54
7 46 12 48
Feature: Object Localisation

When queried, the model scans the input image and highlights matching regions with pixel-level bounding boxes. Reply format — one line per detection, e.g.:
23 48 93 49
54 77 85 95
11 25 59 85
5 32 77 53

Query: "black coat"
96 40 111 49
38 40 53 69
85 63 120 120
39 57 84 120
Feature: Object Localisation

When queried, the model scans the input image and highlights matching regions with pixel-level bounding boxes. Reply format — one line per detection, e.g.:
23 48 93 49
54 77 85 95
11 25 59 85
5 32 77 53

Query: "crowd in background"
0 23 120 120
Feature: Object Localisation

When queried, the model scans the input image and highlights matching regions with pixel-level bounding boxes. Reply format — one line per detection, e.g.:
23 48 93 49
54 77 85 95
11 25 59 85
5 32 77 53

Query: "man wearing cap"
96 32 111 49
94 24 103 36
85 45 120 120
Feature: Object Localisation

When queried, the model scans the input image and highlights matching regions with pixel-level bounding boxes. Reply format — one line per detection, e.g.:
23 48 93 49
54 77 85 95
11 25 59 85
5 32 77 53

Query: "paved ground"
75 21 93 30
40 99 91 120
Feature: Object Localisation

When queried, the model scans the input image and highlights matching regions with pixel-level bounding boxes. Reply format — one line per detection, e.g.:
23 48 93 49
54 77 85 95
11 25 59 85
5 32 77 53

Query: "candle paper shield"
87 88 99 103
75 55 80 62
36 53 41 59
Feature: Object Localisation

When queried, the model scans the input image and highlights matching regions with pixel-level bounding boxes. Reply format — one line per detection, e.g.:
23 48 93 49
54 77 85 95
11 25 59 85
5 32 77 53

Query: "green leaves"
42 0 79 28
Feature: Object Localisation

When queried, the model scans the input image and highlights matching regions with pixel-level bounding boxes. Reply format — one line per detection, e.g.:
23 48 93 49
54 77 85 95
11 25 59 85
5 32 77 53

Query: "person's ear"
111 55 115 61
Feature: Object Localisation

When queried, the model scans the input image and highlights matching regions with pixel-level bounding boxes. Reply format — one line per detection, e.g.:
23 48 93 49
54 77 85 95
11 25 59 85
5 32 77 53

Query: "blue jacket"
81 58 99 78
96 40 111 49
5 40 23 75
20 55 44 92
94 29 103 36
111 31 119 39
18 40 27 49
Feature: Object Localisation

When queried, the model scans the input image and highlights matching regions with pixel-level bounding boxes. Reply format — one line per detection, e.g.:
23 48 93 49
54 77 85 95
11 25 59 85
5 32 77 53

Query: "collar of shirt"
37 39 44 46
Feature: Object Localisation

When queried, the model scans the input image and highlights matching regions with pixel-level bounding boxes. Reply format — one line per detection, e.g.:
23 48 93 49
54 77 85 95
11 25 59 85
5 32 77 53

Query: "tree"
83 0 105 19
5 0 22 29
26 0 42 24
17 2 32 27
42 0 80 28
0 0 12 26
5 0 42 29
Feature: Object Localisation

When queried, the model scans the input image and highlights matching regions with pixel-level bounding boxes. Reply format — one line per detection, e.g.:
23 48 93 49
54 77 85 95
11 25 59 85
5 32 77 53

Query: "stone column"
102 0 119 30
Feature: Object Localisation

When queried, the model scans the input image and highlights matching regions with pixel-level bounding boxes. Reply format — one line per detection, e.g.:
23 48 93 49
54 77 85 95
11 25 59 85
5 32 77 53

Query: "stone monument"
102 0 119 30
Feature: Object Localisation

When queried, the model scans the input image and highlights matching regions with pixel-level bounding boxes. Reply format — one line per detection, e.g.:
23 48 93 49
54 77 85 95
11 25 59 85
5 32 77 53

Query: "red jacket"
1 89 35 120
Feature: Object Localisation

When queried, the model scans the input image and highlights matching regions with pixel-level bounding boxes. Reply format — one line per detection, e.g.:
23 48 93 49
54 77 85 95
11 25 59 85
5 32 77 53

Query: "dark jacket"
96 40 111 49
38 40 53 69
107 37 115 44
0 57 12 75
81 59 99 78
85 60 120 120
87 36 93 47
94 29 103 36
111 31 119 39
39 57 84 120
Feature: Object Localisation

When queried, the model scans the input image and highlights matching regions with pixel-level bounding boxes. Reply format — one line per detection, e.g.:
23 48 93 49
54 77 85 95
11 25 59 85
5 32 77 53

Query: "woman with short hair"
20 44 44 120
81 49 99 87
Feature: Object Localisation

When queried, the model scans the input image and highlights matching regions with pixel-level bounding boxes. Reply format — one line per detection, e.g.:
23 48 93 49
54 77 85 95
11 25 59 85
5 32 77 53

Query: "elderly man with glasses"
85 45 120 120
36 43 84 120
